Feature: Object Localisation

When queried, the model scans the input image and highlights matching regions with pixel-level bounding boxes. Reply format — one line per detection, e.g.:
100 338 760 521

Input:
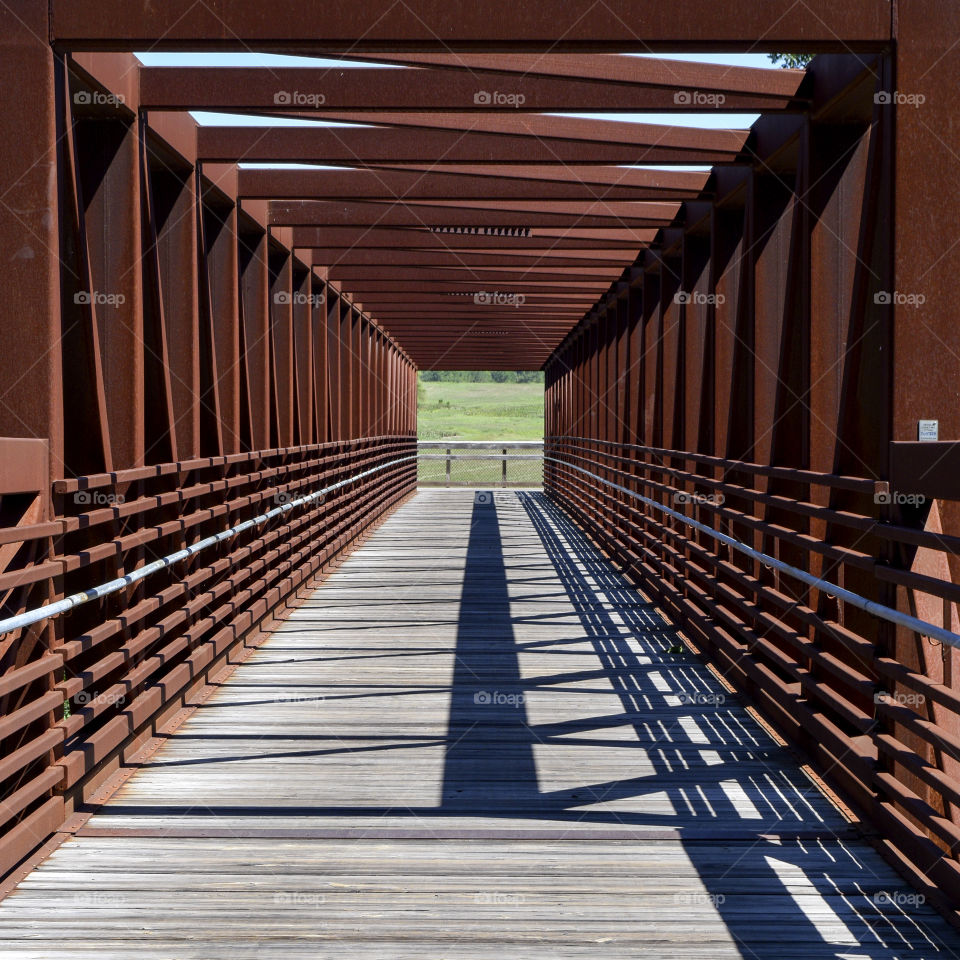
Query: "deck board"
0 490 957 958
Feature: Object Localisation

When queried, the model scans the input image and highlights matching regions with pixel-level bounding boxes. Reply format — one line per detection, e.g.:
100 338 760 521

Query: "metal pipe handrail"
0 454 417 637
418 441 543 486
545 454 960 650
418 454 543 460
418 441 543 449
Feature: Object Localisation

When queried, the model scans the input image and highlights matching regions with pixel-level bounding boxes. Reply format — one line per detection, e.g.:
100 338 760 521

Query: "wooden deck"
1 490 958 958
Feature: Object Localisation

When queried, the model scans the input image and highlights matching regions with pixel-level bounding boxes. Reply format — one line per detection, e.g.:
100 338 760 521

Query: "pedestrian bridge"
3 1 960 955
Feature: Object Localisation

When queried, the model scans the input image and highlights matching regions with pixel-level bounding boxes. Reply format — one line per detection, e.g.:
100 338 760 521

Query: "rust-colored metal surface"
237 166 709 201
196 122 746 166
47 1 892 50
3 0 960 931
139 58 806 113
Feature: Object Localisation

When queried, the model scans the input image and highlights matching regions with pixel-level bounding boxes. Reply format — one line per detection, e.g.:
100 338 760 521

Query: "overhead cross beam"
196 122 746 166
49 0 891 50
304 248 639 267
289 227 657 249
235 166 710 201
138 56 806 112
267 199 679 229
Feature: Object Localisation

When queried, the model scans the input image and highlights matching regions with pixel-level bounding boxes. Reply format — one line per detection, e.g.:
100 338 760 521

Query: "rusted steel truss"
1 0 960 925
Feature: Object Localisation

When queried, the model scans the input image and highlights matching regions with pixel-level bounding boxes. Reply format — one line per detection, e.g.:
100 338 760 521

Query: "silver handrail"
0 454 417 637
418 441 543 486
545 454 960 650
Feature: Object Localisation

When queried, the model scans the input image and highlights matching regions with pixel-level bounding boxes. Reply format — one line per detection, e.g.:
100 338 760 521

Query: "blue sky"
136 52 777 70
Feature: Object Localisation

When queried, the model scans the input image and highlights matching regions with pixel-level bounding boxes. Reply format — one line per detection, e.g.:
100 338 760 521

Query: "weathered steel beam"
267 200 677 229
138 59 803 112
49 0 892 50
310 249 635 268
342 279 607 291
329 265 622 282
290 226 655 249
196 124 745 166
236 166 708 201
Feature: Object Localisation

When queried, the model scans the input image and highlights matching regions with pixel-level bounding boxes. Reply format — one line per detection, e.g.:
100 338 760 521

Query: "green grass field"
417 380 544 441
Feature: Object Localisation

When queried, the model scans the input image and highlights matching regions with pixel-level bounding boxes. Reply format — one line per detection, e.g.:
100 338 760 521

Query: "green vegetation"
419 370 544 384
417 374 544 441
768 53 813 69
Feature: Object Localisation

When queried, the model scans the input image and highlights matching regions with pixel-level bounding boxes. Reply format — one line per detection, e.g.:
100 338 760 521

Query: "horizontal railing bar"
418 441 543 448
0 442 413 589
52 463 406 672
418 454 543 461
52 435 403 493
555 435 877 493
53 468 410 744
549 443 878 567
0 454 416 638
551 437 960 559
545 455 960 650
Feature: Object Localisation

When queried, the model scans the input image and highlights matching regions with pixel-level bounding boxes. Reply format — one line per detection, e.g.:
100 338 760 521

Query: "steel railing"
543 434 960 903
418 440 543 487
0 435 418 879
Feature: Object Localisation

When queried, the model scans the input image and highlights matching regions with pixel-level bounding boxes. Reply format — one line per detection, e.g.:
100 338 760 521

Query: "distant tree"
768 53 813 69
418 370 543 382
